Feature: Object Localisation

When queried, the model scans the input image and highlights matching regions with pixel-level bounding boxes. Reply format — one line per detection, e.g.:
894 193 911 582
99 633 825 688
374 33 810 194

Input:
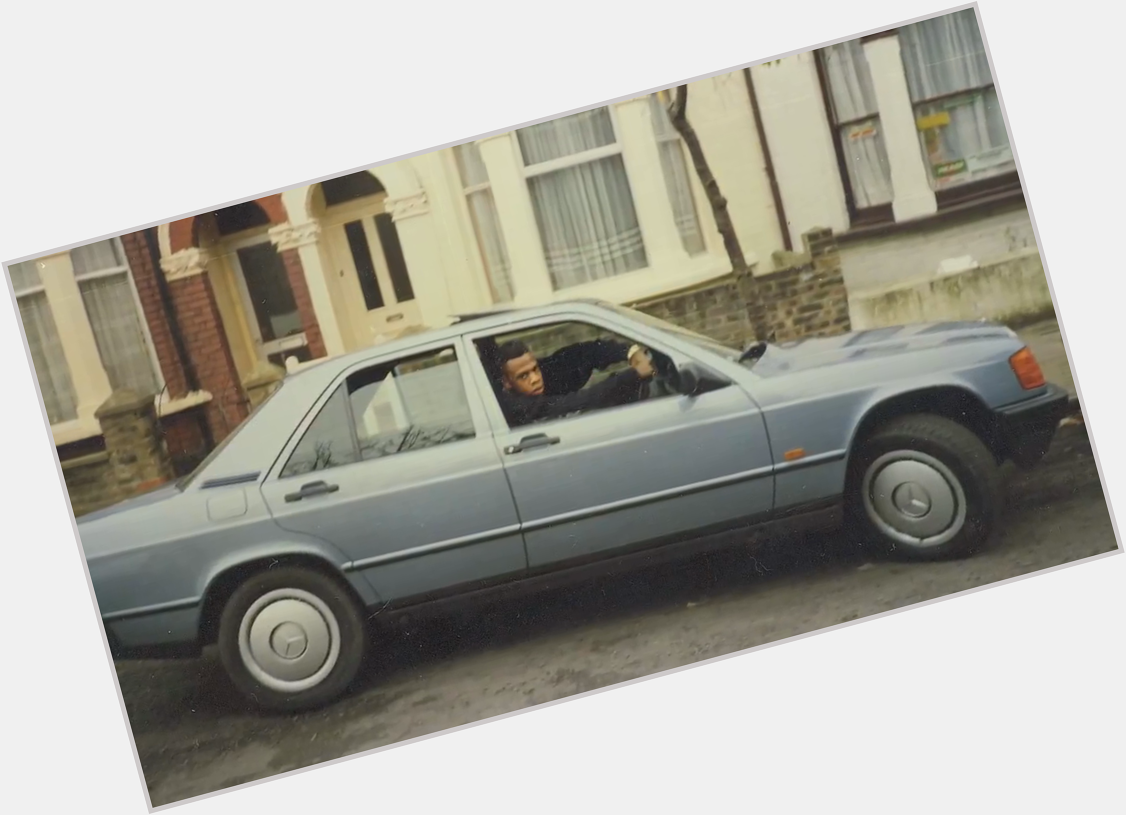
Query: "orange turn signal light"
1009 347 1046 390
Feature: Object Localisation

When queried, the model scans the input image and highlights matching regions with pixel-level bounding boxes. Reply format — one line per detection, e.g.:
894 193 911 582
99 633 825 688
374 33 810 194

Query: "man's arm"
539 339 631 396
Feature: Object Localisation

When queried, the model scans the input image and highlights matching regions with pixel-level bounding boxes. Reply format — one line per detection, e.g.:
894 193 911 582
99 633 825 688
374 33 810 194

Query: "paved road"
114 422 1116 807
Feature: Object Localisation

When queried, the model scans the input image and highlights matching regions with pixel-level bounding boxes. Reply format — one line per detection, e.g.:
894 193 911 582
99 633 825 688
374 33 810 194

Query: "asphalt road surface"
112 422 1117 807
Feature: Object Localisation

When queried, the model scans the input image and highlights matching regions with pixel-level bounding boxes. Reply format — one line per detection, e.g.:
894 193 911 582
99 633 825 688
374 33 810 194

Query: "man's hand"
629 346 655 380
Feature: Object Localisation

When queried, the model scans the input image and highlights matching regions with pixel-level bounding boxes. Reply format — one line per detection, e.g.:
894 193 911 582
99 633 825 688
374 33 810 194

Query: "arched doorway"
313 171 422 345
201 201 314 368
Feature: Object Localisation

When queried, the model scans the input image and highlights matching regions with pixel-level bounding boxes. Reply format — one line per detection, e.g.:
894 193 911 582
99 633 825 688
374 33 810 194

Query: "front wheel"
847 414 1002 561
217 566 367 712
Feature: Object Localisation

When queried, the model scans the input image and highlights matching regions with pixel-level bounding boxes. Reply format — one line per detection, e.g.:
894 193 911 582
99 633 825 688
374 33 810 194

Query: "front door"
259 338 527 603
466 313 776 570
323 202 423 347
231 239 311 367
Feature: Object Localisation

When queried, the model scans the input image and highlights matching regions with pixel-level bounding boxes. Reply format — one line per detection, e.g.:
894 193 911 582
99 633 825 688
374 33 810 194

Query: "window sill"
52 418 104 448
546 252 742 307
49 390 213 447
156 389 213 417
837 184 1027 245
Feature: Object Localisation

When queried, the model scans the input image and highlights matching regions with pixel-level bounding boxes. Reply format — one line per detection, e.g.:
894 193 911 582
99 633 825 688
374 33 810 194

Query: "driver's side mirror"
675 362 729 397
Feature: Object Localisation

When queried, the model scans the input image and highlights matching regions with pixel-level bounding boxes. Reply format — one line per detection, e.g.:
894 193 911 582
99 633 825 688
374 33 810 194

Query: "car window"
350 348 475 460
475 320 683 428
599 302 742 360
280 346 475 478
281 383 359 477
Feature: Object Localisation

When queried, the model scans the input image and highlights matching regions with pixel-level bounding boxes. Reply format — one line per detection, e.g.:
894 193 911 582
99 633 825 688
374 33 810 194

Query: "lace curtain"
454 143 515 303
821 40 894 208
12 261 77 423
72 240 161 397
518 109 647 289
899 10 1012 187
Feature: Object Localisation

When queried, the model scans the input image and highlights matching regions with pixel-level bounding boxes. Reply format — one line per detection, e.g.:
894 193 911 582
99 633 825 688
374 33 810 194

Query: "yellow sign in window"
916 110 951 131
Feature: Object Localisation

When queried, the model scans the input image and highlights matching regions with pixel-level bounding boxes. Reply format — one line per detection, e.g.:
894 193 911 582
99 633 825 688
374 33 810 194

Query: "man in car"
492 336 655 427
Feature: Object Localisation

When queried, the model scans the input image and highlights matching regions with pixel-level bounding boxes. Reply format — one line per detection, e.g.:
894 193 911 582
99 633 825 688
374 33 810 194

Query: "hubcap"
238 588 341 693
861 450 967 548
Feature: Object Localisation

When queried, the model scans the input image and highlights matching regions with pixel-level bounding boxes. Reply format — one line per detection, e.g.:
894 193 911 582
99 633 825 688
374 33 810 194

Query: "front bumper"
994 383 1072 468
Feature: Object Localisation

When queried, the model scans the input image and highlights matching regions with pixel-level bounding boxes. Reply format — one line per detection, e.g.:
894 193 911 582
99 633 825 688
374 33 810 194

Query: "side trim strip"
201 472 261 489
520 464 776 533
344 524 524 572
773 449 847 473
346 453 849 571
103 596 201 622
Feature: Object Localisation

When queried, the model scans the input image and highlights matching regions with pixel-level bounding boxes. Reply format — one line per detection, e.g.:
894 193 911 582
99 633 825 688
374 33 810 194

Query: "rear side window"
280 346 475 478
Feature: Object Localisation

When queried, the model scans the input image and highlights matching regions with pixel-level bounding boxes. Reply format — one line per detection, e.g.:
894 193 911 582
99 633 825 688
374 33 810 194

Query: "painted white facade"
264 10 1022 364
751 11 1027 293
251 78 791 364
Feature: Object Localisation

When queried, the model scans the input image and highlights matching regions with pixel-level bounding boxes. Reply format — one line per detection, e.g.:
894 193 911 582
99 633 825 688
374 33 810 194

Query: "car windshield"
600 302 743 361
176 378 288 489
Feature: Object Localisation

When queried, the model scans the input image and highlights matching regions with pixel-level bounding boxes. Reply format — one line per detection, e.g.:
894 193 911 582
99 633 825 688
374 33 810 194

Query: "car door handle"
284 480 340 502
504 434 561 455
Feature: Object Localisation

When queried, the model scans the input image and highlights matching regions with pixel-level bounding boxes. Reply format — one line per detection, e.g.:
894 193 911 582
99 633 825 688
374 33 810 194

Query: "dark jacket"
497 339 642 427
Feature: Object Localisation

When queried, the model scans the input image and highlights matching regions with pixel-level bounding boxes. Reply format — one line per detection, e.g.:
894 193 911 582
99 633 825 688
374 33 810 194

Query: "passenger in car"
491 338 655 426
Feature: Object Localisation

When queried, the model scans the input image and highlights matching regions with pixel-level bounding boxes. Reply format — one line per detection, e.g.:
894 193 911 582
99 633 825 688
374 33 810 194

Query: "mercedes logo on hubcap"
270 622 309 660
893 482 932 518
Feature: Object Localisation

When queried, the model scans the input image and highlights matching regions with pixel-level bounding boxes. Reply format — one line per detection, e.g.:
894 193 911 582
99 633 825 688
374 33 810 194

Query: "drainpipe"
744 67 793 253
144 227 215 452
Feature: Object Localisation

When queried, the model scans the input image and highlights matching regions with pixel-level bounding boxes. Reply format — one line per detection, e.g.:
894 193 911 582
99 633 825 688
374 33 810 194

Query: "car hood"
76 481 183 527
746 321 1018 378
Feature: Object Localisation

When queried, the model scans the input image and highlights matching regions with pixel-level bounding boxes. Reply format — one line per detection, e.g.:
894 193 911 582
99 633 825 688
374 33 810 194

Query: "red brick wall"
119 231 189 398
168 273 249 440
280 248 327 359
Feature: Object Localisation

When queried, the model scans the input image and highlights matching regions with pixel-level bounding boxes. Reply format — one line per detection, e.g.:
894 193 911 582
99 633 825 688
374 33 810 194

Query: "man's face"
502 353 544 396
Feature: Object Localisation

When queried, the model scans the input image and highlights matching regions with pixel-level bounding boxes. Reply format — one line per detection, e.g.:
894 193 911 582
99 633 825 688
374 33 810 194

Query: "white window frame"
71 237 165 396
224 229 310 362
648 91 709 257
514 106 650 280
11 261 79 426
450 143 515 304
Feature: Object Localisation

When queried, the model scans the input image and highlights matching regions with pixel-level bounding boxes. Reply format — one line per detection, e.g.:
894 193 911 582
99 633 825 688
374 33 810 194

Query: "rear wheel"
847 414 1002 561
217 567 367 712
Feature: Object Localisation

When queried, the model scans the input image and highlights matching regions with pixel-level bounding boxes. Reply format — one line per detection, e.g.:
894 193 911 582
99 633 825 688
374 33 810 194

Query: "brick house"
9 7 1042 516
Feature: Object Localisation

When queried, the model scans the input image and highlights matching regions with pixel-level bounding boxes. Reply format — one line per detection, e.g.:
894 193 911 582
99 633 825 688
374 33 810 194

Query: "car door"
259 337 526 602
465 311 775 570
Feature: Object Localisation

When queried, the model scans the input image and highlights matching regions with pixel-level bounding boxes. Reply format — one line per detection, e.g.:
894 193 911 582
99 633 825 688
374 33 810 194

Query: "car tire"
846 413 1002 561
217 566 367 712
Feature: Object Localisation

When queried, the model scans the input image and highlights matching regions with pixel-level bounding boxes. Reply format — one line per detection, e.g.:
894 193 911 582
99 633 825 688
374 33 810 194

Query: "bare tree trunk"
668 85 769 341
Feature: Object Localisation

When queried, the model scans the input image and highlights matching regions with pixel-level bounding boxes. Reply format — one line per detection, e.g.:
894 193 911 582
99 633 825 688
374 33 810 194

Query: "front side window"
517 108 648 289
11 260 78 424
477 320 684 429
70 238 161 398
898 9 1012 190
819 40 894 211
281 346 475 477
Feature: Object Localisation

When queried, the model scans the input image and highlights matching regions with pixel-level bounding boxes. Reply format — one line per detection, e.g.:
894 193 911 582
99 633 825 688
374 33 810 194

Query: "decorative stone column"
862 34 938 222
95 388 175 499
160 248 249 440
268 221 344 358
383 190 456 329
